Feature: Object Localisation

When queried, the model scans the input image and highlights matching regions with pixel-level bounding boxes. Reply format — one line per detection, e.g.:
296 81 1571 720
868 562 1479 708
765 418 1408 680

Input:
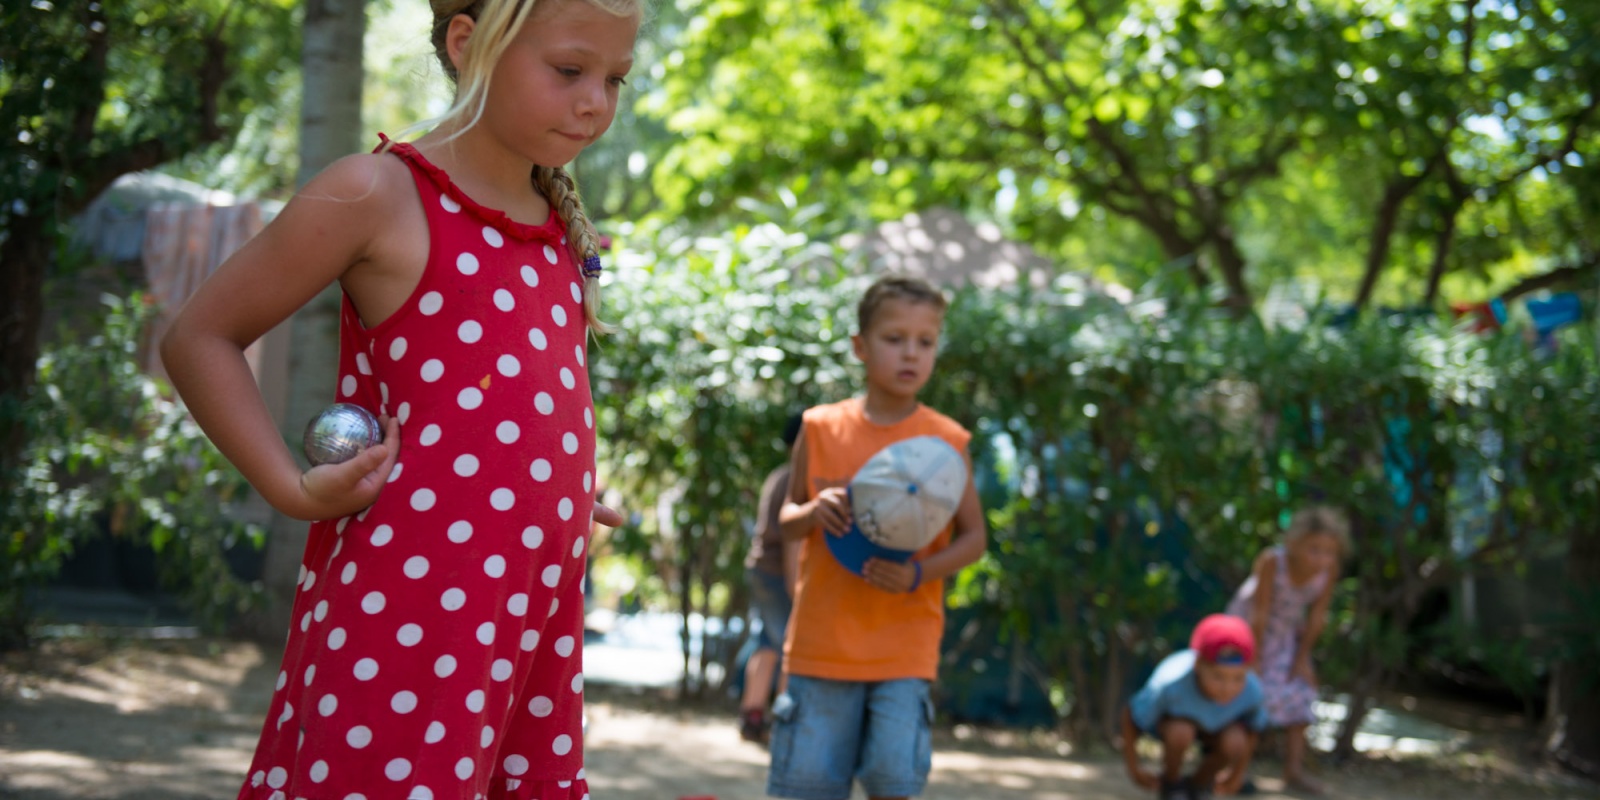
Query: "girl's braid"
533 165 611 332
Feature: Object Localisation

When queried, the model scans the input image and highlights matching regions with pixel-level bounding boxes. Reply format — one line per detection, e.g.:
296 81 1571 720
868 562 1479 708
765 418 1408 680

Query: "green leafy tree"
1 295 263 648
596 212 1599 760
648 0 1599 309
0 0 297 512
593 207 862 696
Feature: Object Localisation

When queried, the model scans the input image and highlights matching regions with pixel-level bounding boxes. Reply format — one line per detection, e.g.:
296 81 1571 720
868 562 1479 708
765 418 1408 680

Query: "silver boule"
302 403 382 466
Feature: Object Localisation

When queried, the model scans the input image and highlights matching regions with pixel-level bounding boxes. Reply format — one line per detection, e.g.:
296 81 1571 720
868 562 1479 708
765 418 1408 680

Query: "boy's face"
851 297 944 401
1194 660 1250 705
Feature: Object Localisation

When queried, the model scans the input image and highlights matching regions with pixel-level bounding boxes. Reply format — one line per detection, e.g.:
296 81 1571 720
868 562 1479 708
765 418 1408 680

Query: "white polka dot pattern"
244 140 592 797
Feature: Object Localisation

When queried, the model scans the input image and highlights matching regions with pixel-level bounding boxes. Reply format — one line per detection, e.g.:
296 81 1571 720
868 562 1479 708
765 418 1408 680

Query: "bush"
0 293 263 648
594 217 1599 749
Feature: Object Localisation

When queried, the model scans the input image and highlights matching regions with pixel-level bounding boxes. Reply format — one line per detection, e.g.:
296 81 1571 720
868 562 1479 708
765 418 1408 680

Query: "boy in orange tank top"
768 277 988 800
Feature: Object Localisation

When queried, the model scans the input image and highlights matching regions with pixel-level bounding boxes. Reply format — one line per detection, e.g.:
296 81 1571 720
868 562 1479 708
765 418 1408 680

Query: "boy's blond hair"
857 276 948 333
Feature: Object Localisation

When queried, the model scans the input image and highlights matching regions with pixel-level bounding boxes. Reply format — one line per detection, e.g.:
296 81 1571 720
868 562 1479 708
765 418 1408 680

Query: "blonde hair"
857 276 948 333
425 0 638 333
1285 505 1350 556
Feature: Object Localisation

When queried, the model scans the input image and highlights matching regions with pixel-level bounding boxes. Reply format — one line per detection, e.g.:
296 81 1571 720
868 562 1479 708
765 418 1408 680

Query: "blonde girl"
1224 506 1349 795
161 0 639 796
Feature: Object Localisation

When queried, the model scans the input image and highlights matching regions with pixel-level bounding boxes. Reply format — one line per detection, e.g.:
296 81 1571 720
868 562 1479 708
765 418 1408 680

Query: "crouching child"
1121 614 1267 800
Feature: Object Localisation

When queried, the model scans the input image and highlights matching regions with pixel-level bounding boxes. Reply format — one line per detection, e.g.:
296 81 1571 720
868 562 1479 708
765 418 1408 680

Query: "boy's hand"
296 414 401 520
811 487 852 536
862 558 918 593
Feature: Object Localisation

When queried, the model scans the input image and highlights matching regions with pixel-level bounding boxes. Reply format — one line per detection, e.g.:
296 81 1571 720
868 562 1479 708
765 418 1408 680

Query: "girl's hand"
812 487 852 536
592 501 624 529
296 415 401 520
1293 658 1318 687
862 558 918 593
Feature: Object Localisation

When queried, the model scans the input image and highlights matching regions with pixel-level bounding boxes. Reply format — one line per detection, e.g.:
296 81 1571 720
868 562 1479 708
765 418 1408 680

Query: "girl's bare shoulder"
295 151 416 214
1255 547 1278 575
266 151 427 266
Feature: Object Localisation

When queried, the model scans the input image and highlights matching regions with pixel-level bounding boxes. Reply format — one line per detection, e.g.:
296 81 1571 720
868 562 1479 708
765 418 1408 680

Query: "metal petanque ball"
302 403 382 466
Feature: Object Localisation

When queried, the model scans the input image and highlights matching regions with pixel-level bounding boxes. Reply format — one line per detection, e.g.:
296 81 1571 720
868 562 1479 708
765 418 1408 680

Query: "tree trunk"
697 545 715 698
1334 657 1382 759
1500 254 1600 302
1211 232 1255 312
0 221 48 474
1549 525 1600 778
1100 634 1125 745
1421 206 1461 307
1353 176 1426 311
244 0 366 642
299 0 368 181
680 522 696 698
0 223 50 647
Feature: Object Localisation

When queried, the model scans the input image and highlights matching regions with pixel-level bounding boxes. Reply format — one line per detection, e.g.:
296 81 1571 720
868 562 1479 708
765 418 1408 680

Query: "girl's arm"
862 454 987 593
1293 561 1341 669
1248 549 1276 652
160 154 406 521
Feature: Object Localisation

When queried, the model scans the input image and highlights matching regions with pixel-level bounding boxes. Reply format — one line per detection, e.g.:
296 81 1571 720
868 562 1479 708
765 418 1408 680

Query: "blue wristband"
908 561 922 593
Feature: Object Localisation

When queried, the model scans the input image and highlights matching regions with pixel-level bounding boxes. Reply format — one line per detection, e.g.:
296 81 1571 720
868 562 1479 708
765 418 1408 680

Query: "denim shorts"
767 674 934 800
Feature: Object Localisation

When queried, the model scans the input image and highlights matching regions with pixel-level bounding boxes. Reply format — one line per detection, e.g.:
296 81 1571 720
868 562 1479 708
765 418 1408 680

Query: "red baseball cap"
1190 614 1255 665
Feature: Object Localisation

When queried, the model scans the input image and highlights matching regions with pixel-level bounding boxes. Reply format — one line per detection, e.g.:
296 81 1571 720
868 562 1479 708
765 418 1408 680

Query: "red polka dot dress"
238 138 595 800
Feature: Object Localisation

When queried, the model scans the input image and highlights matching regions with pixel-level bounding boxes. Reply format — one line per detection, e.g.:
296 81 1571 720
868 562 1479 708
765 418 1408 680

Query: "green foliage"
647 0 1600 307
596 217 1599 745
591 204 866 693
0 294 263 649
0 0 299 216
1425 618 1549 718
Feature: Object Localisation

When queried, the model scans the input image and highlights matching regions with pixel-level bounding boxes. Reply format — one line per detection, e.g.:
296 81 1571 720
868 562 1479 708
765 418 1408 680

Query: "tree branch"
1353 162 1438 310
66 7 236 215
989 0 1188 239
1423 162 1470 306
1499 253 1600 302
68 2 110 148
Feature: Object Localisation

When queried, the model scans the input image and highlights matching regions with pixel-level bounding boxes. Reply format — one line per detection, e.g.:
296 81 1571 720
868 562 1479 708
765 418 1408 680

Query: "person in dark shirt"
739 412 804 742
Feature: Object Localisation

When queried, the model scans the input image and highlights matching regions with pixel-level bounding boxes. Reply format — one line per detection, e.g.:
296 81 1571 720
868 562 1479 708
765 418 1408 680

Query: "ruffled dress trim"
237 776 589 800
376 133 565 244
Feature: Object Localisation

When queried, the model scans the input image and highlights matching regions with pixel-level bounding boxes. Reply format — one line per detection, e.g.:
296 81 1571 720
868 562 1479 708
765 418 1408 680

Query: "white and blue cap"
828 435 968 575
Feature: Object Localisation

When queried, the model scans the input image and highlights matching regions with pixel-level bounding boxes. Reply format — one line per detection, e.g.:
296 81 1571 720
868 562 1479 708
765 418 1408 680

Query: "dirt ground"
1 638 1595 800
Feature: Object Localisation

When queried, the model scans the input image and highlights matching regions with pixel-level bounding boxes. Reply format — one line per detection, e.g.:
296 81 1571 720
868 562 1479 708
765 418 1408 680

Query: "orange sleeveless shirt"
784 398 972 682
